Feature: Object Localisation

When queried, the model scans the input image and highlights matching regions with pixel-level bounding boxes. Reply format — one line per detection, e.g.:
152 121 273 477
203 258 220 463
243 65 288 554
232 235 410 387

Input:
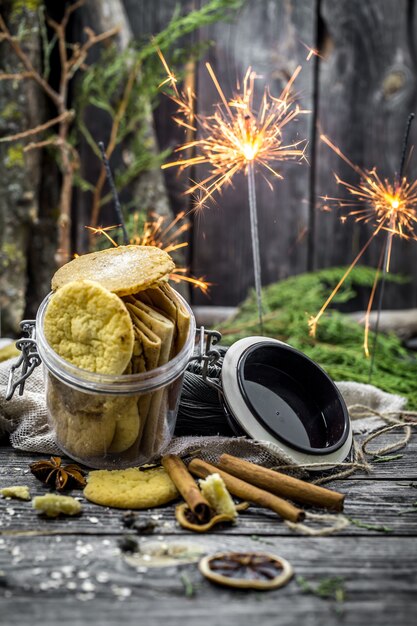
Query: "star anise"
30 456 86 491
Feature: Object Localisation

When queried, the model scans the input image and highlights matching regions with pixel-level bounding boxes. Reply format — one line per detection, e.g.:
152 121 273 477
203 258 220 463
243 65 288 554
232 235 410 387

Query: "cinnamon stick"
162 454 211 522
218 454 345 511
188 458 305 523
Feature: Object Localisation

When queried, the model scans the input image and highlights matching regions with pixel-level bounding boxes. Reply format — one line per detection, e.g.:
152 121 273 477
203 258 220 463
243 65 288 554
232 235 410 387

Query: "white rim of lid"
220 336 352 469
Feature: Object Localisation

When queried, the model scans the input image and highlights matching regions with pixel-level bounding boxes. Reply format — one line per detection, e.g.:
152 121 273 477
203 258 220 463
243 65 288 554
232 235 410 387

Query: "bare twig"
0 111 74 143
24 138 61 152
45 0 85 34
67 26 120 79
0 71 33 80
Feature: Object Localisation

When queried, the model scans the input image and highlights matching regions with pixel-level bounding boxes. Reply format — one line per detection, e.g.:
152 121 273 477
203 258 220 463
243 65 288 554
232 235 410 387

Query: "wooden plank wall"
315 0 417 309
124 0 417 308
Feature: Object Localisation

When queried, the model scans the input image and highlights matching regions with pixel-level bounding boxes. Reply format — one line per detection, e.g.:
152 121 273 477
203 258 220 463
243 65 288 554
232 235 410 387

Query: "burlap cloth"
0 352 409 468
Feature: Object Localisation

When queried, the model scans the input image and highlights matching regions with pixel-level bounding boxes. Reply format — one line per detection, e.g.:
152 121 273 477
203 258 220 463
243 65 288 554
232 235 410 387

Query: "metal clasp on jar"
6 320 41 400
189 326 224 395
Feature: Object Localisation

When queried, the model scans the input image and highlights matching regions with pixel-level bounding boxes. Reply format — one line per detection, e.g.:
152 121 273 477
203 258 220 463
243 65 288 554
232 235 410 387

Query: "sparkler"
86 212 210 294
159 50 308 328
98 142 129 245
309 120 417 360
93 138 209 294
300 41 323 61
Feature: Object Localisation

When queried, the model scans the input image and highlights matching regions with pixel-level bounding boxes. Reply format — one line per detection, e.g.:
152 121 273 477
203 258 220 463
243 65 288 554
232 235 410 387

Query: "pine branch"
80 0 245 232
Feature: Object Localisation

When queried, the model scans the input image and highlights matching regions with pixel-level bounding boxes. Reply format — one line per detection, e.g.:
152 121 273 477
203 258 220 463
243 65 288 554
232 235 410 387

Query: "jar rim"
36 288 196 394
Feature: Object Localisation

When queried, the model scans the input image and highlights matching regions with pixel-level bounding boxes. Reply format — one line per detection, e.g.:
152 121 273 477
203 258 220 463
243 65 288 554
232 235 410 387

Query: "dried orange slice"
175 502 236 532
199 551 293 590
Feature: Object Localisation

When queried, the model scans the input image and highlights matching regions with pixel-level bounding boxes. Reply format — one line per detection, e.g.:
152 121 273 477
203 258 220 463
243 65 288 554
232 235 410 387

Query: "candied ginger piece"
199 473 237 519
33 494 82 517
1 486 31 501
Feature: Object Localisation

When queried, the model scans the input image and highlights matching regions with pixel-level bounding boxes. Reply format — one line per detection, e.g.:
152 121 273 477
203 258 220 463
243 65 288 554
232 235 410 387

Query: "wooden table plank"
1 478 415 537
1 534 415 626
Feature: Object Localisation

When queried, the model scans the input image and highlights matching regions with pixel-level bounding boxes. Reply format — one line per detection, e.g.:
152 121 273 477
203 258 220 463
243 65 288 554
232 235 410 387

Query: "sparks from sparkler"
86 212 210 294
309 133 417 355
158 50 308 327
160 54 308 207
299 41 323 61
86 224 120 247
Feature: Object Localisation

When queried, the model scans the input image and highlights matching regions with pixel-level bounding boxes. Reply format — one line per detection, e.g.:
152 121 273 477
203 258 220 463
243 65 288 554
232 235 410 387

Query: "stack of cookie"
43 245 191 466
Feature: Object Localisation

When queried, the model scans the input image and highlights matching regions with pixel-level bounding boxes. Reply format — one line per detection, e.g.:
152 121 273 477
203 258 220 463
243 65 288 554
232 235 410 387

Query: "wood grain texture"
191 0 317 306
0 534 416 626
0 477 415 537
314 0 417 308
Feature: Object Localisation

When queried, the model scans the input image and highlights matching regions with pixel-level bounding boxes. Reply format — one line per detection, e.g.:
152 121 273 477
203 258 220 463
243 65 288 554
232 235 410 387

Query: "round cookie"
108 397 141 454
51 246 175 297
47 376 116 458
49 392 117 459
44 280 134 375
83 467 179 509
47 378 137 458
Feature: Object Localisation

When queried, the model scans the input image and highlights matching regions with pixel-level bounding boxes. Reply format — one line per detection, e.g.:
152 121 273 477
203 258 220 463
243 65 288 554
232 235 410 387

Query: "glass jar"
35 290 196 469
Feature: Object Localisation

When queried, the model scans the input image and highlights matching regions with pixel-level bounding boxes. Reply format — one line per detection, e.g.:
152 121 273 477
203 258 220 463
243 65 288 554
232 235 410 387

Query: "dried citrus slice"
199 551 293 590
175 502 236 532
51 245 175 296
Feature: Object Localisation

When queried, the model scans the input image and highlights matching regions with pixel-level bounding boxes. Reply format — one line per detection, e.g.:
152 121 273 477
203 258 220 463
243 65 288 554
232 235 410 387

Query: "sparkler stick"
247 161 263 330
98 141 129 245
368 113 415 382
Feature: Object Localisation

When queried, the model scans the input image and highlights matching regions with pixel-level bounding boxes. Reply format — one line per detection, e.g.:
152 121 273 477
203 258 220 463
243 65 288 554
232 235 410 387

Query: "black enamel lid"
220 337 352 465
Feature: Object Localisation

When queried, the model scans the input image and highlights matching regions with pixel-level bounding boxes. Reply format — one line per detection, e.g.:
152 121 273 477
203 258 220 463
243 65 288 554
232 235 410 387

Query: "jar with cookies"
33 245 195 469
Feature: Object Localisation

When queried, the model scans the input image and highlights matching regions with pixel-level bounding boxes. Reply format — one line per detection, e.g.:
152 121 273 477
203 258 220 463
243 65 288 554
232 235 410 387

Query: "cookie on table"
43 279 134 375
83 466 179 509
51 245 175 297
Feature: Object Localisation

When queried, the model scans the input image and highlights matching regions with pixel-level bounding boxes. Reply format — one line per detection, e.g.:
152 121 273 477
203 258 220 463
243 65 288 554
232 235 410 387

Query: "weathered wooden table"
1 432 416 626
